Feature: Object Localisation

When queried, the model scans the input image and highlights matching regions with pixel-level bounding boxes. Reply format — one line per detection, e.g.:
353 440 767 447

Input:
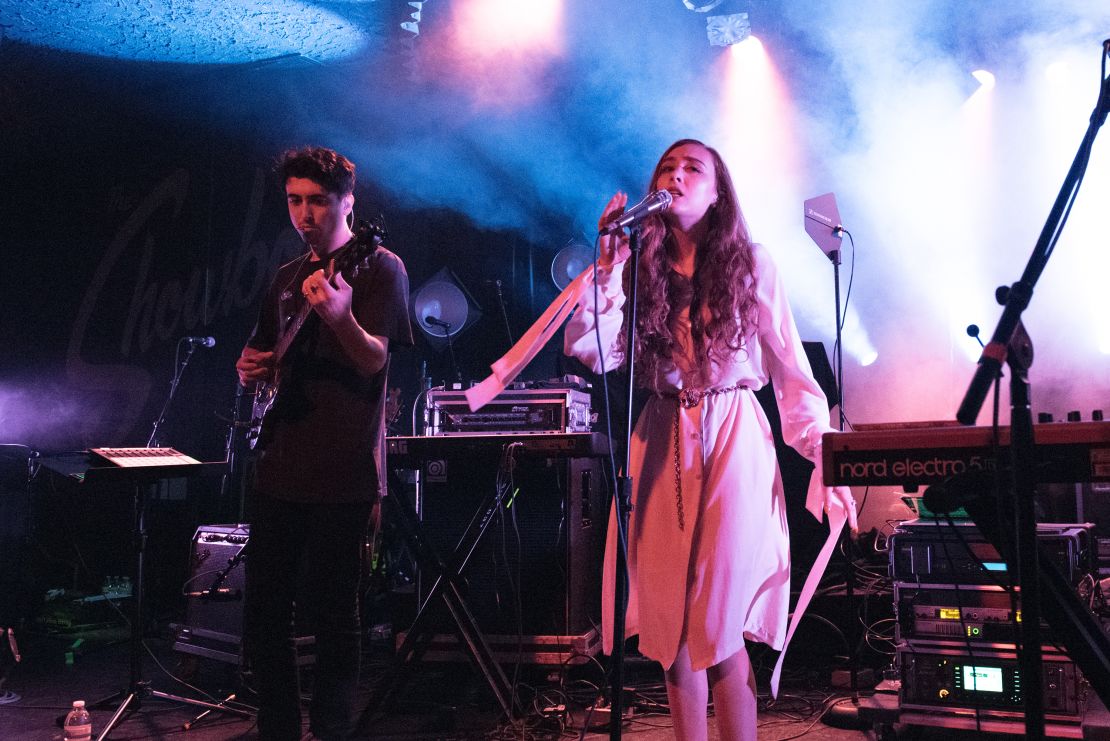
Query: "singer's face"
285 177 351 254
654 142 718 227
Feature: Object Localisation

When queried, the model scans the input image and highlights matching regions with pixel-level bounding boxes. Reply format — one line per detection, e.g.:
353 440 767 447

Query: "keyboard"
822 421 1110 487
90 447 202 468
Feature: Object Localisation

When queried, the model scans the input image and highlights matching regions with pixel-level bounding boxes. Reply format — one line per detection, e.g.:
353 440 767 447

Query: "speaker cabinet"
414 453 605 643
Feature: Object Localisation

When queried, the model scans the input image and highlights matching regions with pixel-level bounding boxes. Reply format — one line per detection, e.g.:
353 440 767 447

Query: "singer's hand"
236 346 274 385
827 486 859 536
597 192 632 271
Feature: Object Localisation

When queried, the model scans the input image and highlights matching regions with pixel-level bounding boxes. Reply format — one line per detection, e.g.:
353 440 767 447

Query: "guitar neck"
272 302 313 364
268 229 381 366
271 257 339 364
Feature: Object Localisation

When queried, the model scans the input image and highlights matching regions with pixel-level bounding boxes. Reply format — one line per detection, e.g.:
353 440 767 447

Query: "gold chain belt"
667 383 749 530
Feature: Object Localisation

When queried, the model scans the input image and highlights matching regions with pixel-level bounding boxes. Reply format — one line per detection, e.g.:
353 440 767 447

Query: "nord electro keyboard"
386 432 610 465
823 421 1110 487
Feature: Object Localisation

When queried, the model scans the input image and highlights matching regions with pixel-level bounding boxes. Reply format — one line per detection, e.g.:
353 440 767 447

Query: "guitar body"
245 375 280 449
244 219 385 449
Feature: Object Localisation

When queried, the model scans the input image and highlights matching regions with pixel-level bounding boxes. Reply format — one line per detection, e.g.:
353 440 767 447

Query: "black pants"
244 492 372 741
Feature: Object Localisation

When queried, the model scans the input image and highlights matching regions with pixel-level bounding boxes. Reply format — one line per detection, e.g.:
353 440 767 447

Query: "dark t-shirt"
247 240 413 504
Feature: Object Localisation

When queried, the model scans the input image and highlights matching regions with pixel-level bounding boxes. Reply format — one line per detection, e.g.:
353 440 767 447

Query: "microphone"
965 324 985 348
423 316 451 330
184 336 216 348
599 190 673 235
922 469 998 517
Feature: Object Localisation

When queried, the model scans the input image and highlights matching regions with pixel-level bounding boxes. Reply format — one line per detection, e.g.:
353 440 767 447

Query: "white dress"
563 242 835 672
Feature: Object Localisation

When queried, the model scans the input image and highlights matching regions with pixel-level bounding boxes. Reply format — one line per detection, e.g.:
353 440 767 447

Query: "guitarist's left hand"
303 268 353 327
303 264 389 376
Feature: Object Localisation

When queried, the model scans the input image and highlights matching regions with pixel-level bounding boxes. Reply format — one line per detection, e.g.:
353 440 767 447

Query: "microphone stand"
220 383 251 522
955 40 1110 741
148 339 201 448
824 243 860 705
493 279 516 346
202 543 248 600
437 323 463 384
608 226 642 740
828 248 846 432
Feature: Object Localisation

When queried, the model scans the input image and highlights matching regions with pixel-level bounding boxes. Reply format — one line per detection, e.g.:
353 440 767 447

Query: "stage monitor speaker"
415 454 605 640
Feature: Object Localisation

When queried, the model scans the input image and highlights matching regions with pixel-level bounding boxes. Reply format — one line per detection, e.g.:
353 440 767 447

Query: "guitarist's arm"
304 269 389 377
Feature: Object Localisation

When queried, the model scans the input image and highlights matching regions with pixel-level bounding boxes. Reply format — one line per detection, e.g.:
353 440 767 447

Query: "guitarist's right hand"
236 346 275 386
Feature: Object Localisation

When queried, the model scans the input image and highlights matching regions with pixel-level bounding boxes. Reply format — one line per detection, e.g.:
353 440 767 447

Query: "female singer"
564 139 856 740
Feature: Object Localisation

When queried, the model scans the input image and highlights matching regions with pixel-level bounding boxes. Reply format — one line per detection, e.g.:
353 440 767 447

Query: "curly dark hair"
277 146 356 195
622 139 760 392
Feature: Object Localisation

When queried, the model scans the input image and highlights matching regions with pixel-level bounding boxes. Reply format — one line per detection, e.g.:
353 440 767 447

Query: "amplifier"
899 644 1086 719
427 388 591 435
889 520 1094 586
172 524 314 667
894 584 1045 645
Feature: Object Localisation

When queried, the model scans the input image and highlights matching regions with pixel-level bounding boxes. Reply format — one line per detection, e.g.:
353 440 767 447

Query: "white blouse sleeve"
563 264 628 374
754 244 837 520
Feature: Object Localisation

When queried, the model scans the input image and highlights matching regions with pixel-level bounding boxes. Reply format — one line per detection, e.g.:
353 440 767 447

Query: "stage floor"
0 627 1024 740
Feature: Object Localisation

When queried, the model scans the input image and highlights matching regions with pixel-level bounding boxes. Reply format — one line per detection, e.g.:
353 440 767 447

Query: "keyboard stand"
357 477 520 729
40 455 239 739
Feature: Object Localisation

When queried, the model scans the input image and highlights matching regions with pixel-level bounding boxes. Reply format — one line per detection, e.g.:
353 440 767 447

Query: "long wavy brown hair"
621 139 759 392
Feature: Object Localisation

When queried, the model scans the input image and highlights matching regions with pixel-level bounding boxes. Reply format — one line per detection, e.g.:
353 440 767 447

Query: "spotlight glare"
1045 61 1069 85
971 69 995 90
859 350 879 367
455 0 563 56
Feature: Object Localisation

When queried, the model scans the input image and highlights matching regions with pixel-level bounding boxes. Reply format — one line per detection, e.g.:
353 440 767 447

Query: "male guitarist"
236 146 413 741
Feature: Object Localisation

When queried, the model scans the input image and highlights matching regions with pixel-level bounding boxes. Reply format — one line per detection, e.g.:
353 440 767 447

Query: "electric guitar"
385 386 403 434
245 218 386 449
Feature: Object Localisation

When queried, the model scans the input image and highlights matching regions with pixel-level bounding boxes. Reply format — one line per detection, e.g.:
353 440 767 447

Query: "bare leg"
707 647 757 741
664 643 709 741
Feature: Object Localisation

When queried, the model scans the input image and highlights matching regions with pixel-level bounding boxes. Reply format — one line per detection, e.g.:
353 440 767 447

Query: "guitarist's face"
285 177 354 256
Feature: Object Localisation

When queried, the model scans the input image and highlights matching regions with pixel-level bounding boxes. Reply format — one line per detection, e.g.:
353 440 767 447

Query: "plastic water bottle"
63 700 92 741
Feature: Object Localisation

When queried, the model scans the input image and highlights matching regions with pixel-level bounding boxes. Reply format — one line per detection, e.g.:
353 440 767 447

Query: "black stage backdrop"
0 43 573 618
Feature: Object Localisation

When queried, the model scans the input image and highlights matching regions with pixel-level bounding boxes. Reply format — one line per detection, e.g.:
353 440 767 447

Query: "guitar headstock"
334 216 387 278
355 215 387 246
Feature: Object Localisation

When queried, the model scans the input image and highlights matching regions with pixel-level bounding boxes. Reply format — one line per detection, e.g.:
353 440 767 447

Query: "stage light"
683 0 725 10
859 351 879 367
401 2 423 35
706 12 750 47
971 69 995 90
